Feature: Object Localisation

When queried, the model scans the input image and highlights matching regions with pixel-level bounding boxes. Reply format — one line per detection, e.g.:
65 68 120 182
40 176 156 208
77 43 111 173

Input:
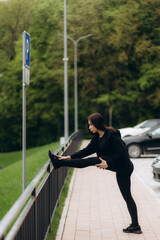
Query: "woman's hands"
96 157 108 169
58 155 71 160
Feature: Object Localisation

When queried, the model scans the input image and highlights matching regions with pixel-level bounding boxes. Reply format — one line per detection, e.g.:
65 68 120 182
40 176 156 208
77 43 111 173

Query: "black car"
123 125 160 158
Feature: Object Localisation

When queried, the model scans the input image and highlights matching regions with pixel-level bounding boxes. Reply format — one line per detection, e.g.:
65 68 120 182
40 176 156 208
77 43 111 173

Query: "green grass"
0 141 59 220
46 168 74 240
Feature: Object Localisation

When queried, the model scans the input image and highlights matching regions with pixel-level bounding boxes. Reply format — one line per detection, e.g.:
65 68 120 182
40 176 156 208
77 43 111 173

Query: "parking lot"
132 155 160 204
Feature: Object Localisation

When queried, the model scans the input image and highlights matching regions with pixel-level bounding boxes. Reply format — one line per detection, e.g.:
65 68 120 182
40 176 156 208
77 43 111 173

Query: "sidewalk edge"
55 169 76 240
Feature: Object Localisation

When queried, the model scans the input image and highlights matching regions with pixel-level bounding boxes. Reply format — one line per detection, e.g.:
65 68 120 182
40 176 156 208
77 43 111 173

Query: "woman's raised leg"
48 151 101 169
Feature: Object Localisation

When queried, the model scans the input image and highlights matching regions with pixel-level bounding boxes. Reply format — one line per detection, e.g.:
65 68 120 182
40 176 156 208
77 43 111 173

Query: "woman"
48 113 142 234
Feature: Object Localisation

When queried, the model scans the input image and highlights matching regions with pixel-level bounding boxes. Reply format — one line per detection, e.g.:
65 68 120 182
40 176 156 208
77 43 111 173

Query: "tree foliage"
0 0 160 151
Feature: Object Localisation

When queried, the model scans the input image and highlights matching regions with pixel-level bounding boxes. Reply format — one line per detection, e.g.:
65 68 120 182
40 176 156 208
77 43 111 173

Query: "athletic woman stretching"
48 113 142 234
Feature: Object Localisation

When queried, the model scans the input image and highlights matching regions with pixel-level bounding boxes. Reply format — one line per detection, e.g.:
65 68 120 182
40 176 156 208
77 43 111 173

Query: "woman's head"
87 113 106 134
87 112 115 134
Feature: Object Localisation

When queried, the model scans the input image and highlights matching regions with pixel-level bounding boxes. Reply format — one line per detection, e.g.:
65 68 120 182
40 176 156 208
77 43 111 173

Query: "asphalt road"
132 155 160 204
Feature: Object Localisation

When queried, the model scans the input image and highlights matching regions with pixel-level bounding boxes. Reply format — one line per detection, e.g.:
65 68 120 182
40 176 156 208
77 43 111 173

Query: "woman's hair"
87 113 115 134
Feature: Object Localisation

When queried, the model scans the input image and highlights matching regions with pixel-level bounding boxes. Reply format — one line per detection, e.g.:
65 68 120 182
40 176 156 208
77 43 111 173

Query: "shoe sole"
123 230 142 234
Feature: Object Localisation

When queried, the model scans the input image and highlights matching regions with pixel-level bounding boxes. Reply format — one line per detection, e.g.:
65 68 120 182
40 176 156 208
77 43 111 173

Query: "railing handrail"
0 132 78 239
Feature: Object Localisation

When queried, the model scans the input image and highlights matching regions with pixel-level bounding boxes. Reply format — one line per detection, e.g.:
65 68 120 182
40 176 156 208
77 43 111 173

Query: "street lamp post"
64 0 68 140
59 33 92 132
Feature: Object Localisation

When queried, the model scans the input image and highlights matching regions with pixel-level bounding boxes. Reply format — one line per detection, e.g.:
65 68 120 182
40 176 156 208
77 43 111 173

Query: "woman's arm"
59 138 96 160
70 135 97 159
57 134 97 160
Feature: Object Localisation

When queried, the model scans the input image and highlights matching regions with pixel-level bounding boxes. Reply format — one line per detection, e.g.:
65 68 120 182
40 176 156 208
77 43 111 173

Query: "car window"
142 122 157 128
135 120 160 129
134 121 147 128
151 127 160 136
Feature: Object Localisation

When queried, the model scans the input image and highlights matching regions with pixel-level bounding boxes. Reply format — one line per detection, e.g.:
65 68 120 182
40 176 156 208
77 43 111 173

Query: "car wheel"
127 144 142 158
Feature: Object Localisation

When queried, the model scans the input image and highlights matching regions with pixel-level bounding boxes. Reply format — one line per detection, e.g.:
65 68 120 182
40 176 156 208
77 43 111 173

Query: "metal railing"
0 130 83 240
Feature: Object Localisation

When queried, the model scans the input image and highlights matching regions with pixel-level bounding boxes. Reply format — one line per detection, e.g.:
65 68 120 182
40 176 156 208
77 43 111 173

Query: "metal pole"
74 42 78 132
22 86 26 192
22 84 26 192
109 107 112 126
64 0 68 140
22 33 26 192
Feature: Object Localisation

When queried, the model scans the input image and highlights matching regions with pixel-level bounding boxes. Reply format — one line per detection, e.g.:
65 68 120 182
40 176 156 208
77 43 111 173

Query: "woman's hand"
59 155 71 160
95 157 108 169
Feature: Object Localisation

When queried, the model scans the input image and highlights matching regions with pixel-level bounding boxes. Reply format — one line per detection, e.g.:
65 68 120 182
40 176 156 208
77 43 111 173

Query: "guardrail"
0 130 83 240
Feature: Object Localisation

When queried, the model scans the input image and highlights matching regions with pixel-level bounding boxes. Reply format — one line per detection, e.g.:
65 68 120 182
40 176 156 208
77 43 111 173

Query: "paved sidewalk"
57 141 160 240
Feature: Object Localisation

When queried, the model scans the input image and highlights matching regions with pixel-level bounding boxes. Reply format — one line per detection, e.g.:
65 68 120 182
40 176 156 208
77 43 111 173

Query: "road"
132 155 160 204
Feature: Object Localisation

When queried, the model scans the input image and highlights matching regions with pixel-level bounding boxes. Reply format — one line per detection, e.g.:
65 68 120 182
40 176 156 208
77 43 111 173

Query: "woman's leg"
48 151 101 169
116 172 139 227
58 157 101 168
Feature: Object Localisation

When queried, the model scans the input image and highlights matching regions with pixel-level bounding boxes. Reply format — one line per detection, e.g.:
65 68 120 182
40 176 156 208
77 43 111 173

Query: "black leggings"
59 157 139 226
60 157 101 168
116 169 138 226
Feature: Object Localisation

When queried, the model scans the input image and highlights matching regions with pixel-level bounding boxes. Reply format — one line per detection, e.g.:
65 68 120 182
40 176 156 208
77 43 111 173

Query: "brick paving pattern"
60 141 160 240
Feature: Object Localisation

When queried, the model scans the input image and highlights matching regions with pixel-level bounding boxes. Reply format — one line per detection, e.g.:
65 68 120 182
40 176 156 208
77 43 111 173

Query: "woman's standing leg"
116 171 142 234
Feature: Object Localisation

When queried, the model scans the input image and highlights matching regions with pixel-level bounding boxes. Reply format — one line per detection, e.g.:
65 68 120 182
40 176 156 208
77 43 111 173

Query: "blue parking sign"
24 31 30 68
23 31 30 85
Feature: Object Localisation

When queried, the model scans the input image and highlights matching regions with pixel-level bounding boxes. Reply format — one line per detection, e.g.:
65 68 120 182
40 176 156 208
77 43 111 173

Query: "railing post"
31 188 37 240
57 169 59 207
47 164 51 232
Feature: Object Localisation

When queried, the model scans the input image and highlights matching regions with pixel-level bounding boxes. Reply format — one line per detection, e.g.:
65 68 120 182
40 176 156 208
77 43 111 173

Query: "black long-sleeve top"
71 129 133 173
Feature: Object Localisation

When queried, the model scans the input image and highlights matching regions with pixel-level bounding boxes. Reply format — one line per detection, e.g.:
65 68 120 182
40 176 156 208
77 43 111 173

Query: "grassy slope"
0 141 59 220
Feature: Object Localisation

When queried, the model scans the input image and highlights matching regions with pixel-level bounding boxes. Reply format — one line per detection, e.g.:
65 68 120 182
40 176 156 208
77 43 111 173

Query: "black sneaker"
123 225 142 234
48 150 60 169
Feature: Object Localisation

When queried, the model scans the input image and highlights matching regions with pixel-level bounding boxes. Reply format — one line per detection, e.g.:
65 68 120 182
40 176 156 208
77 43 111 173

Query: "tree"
1 0 160 151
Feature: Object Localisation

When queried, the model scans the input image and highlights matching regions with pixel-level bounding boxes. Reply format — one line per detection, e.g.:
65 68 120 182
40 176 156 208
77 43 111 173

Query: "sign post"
22 31 30 192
